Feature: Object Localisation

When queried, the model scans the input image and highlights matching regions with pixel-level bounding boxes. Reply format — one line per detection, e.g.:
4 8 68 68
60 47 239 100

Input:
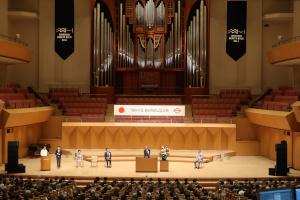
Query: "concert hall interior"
1 0 300 199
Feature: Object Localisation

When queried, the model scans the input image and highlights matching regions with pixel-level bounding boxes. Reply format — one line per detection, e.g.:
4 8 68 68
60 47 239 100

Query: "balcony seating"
255 86 299 111
0 85 39 109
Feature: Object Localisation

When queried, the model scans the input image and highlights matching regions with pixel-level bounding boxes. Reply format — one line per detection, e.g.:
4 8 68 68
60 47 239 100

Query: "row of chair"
255 101 290 111
192 98 240 105
116 97 183 105
193 115 218 123
48 88 80 102
192 103 237 110
219 88 251 95
5 99 36 109
64 108 106 116
193 109 234 117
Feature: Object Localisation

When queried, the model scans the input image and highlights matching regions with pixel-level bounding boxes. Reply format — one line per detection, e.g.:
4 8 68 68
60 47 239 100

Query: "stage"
1 149 300 179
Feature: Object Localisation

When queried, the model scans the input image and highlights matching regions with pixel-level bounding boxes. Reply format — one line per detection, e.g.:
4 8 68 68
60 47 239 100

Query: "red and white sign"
114 105 185 117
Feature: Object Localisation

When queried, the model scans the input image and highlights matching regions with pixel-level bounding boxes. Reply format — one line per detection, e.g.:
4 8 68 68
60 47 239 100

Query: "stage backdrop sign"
55 0 74 60
114 105 185 117
226 0 247 61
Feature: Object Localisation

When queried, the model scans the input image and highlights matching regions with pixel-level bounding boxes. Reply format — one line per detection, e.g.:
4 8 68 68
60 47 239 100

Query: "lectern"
41 156 51 171
136 157 158 172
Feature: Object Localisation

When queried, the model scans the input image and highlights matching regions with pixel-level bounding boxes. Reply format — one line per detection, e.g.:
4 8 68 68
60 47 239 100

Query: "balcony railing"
273 35 300 48
0 33 28 46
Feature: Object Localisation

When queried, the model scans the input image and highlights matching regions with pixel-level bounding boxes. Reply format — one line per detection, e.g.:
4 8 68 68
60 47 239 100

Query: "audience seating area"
0 84 39 109
116 97 183 105
49 88 107 121
192 97 240 123
255 86 299 111
0 175 299 200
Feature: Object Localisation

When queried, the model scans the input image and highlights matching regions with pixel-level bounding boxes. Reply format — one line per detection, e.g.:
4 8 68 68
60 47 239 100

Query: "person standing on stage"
55 146 62 168
40 146 48 157
194 150 204 169
104 148 112 168
144 146 151 158
76 149 84 167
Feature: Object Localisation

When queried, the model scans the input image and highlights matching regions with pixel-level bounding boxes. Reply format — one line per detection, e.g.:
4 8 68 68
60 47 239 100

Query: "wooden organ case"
90 0 209 101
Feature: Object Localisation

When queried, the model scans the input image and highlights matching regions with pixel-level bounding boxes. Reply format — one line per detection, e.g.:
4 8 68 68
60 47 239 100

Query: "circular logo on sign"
119 107 125 113
174 108 181 113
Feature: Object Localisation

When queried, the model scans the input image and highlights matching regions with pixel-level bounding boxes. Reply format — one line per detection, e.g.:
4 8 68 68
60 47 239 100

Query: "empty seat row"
0 93 26 100
219 88 251 95
193 115 218 123
255 101 290 111
61 102 107 109
273 95 298 103
64 107 106 115
117 97 182 105
48 88 80 101
192 103 237 110
193 109 234 117
6 99 36 109
192 98 240 105
58 97 107 104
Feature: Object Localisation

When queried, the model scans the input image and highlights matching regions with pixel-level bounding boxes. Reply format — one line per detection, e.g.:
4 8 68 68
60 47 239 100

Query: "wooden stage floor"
1 149 300 178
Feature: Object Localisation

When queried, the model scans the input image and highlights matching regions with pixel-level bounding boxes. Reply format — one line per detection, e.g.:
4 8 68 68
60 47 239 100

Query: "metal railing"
273 35 300 48
0 33 28 46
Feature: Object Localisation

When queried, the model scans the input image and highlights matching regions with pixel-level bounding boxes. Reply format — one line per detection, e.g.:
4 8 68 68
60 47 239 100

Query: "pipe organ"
91 0 209 96
93 2 114 87
186 0 208 88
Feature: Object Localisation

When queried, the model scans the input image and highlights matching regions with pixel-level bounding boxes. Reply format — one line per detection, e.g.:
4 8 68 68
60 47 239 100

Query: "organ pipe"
93 3 114 87
185 0 208 88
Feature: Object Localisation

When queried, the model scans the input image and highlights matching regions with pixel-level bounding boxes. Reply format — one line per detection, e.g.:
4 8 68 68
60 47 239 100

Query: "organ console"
91 0 209 96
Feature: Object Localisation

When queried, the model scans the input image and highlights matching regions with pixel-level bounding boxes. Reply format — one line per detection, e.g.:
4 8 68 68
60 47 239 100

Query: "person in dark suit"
104 148 112 168
144 146 151 158
55 146 62 168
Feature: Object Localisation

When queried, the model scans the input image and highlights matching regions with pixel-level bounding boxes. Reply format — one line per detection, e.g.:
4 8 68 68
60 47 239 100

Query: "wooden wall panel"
293 132 300 170
233 117 257 140
41 116 64 139
3 124 42 162
257 126 293 166
62 122 236 150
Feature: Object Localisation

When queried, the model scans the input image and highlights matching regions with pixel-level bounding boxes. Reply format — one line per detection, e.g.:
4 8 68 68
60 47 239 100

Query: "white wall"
261 0 294 90
210 0 262 94
7 19 39 89
38 0 91 93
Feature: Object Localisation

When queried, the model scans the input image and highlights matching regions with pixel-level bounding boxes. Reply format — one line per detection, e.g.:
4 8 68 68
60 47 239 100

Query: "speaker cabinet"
269 140 288 176
5 141 26 173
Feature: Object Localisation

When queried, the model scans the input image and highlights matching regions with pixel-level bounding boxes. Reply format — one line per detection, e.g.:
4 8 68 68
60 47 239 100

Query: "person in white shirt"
40 146 48 157
76 149 84 167
194 150 204 169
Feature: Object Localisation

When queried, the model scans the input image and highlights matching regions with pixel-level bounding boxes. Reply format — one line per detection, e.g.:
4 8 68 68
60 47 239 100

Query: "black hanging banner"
55 0 74 60
226 0 247 61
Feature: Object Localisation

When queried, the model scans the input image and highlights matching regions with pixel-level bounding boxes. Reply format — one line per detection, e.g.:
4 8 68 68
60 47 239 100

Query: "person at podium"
40 146 48 157
104 148 112 168
144 146 151 158
55 146 62 168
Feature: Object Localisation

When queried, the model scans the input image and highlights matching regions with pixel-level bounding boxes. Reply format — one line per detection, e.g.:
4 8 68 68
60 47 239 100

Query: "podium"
136 157 158 172
160 160 169 172
40 156 51 171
